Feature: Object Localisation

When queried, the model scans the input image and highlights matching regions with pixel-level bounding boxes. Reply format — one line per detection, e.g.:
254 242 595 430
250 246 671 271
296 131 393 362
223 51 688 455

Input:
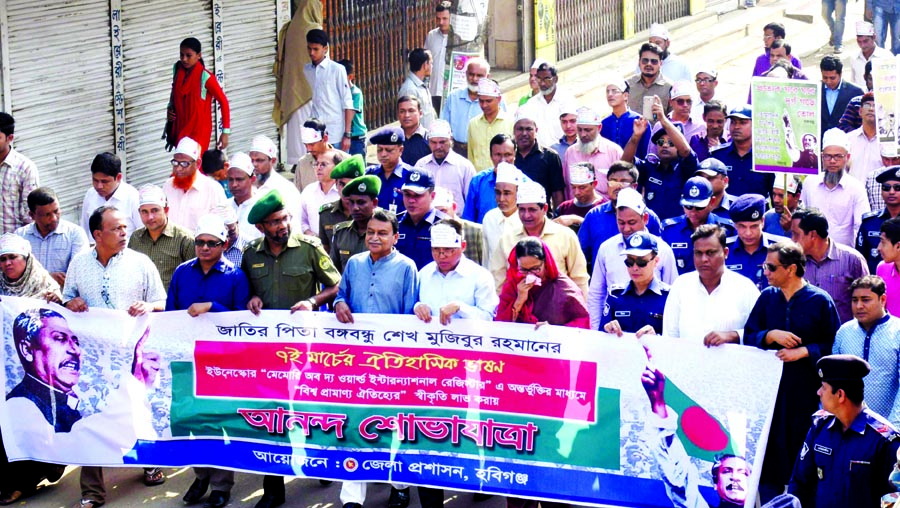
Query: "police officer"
661 176 735 274
396 167 450 270
857 166 900 273
788 354 900 508
330 175 381 273
319 154 365 255
366 126 412 215
600 231 670 336
694 158 735 219
726 194 778 289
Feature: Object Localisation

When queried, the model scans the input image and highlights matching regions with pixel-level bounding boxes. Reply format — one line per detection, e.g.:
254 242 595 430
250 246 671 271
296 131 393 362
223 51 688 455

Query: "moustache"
59 357 81 372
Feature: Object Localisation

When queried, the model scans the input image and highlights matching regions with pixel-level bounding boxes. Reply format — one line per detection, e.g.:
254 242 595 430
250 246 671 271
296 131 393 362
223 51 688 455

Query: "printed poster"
751 77 821 175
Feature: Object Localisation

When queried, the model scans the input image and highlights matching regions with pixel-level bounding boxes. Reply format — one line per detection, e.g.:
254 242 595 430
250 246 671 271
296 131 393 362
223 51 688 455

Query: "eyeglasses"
194 239 224 248
683 205 706 211
822 153 846 161
695 77 715 84
640 58 660 65
673 98 692 106
624 256 655 268
655 139 675 147
761 263 784 272
170 159 193 168
518 262 544 275
883 183 900 192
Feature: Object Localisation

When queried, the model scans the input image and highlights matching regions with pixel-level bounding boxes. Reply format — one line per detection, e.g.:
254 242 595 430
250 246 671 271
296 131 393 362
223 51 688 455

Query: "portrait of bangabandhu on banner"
2 308 159 465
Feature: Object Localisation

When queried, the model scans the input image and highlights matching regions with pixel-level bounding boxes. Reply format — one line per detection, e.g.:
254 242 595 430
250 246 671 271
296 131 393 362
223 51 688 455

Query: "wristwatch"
222 128 231 134
307 297 318 309
343 132 352 139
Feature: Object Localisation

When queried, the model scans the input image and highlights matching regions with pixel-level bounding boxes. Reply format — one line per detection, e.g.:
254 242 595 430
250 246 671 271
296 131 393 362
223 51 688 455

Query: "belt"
351 135 365 141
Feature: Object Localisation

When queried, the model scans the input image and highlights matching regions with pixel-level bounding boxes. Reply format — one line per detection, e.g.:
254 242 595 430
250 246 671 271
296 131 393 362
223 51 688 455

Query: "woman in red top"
496 237 590 329
167 37 230 153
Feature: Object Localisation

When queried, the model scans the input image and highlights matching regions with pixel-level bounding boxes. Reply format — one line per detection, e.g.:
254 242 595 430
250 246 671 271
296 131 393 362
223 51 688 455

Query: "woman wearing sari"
0 233 63 505
167 37 231 153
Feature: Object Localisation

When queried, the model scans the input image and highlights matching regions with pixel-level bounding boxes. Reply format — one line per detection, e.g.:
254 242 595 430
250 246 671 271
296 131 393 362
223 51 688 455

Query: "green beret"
342 175 381 198
247 189 285 224
331 154 366 180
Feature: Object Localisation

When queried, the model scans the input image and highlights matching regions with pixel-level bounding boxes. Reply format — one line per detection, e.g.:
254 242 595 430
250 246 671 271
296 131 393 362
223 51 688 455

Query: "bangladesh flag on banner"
664 380 736 462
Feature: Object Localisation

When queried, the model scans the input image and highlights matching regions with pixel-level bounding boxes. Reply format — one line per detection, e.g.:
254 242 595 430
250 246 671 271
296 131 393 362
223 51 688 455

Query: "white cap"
212 203 238 225
576 107 602 126
0 233 30 257
670 81 693 99
649 23 670 40
695 67 717 79
615 187 646 215
856 21 876 36
496 162 530 185
569 162 596 184
773 176 800 194
476 78 502 97
250 135 278 158
138 184 167 207
427 119 453 140
515 105 538 123
174 137 202 160
517 181 547 205
229 151 253 176
430 223 462 248
822 128 850 150
607 76 628 93
432 186 454 208
195 214 227 242
531 58 549 70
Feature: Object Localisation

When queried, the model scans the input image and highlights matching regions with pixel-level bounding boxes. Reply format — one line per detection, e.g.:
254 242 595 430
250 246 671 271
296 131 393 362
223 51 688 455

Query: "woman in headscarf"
166 37 231 152
0 233 63 504
496 237 589 328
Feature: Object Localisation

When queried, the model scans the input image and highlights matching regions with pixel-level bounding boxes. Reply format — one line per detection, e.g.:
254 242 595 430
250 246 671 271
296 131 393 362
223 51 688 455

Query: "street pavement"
20 0 866 506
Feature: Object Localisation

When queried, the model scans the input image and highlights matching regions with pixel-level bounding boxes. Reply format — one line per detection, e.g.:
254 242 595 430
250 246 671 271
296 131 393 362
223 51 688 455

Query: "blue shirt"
396 207 450 270
710 142 775 198
824 81 842 114
763 209 791 237
636 152 699 221
401 130 431 166
462 169 497 223
834 313 900 426
335 249 419 314
598 278 670 334
440 88 506 144
165 257 251 312
366 162 411 215
550 136 576 162
15 220 89 274
856 208 893 274
578 201 662 270
688 134 726 162
601 109 650 160
660 213 736 274
725 233 779 290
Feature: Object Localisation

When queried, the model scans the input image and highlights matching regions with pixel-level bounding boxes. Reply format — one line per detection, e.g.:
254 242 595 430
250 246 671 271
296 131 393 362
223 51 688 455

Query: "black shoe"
473 493 493 502
343 504 362 508
254 493 285 508
183 478 210 505
46 464 66 483
319 479 333 486
387 487 411 508
204 490 229 508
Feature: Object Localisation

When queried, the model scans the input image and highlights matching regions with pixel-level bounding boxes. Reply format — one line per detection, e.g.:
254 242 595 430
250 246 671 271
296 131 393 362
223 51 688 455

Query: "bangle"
222 128 231 134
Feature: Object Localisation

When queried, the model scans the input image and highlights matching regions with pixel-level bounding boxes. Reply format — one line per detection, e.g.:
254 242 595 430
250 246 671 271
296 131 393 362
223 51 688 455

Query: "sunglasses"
883 183 900 192
695 77 715 84
761 263 783 272
194 239 224 248
624 256 655 268
655 139 675 147
170 159 193 168
683 205 706 211
640 58 660 65
673 98 692 106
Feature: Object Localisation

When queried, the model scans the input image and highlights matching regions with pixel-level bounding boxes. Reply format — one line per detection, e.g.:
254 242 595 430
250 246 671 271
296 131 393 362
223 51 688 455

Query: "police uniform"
366 127 410 215
395 168 450 269
789 355 900 508
329 175 382 273
856 208 892 274
661 213 735 274
709 107 776 198
725 193 777 289
712 193 735 220
599 279 670 334
637 155 698 222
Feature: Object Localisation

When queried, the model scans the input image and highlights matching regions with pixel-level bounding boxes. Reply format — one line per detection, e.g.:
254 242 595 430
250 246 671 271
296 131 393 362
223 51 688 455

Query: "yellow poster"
535 0 556 62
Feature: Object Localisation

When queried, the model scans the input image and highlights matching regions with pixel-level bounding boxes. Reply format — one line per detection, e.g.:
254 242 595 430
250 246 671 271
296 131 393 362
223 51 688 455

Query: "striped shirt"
15 220 89 274
0 148 39 234
805 239 870 323
834 314 900 426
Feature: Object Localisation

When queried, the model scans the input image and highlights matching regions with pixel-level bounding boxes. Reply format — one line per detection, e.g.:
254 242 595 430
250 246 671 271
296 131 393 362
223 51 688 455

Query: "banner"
534 0 556 63
872 57 898 154
0 297 782 508
751 77 821 175
445 51 481 95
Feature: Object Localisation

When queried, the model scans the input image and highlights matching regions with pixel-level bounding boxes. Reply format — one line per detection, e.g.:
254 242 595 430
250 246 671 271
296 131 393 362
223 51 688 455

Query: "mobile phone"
643 96 655 121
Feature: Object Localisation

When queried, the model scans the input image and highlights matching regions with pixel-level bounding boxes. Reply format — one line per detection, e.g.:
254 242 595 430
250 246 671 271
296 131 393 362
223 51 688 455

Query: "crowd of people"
1 5 900 508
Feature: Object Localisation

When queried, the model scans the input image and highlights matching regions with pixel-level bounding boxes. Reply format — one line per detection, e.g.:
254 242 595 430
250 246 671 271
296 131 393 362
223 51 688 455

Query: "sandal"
72 500 104 508
143 467 166 486
0 490 26 506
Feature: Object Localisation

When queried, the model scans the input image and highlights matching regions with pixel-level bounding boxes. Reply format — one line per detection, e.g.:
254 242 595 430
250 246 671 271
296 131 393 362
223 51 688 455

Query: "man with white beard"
562 108 623 202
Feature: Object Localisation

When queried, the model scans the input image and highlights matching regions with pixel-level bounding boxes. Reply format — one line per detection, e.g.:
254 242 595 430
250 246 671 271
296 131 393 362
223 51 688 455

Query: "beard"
467 83 478 93
540 84 557 96
172 171 198 192
578 137 600 155
824 168 843 186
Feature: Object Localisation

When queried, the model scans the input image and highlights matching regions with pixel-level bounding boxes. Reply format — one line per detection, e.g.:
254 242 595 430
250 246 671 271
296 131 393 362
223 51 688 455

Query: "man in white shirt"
300 150 341 236
249 135 303 230
846 21 892 86
415 119 475 215
162 137 227 232
847 92 882 181
304 28 354 152
663 224 760 345
521 62 577 148
414 220 497 324
483 162 527 269
81 152 142 241
226 152 262 242
424 2 450 113
647 23 693 83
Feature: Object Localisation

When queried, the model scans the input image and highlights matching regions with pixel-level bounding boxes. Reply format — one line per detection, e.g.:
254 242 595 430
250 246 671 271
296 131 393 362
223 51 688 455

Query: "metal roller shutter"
121 0 213 190
6 0 114 218
221 0 279 154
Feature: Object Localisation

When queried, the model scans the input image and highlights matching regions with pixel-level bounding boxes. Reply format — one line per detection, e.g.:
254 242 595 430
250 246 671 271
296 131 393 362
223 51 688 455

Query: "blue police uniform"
726 232 779 290
711 193 736 220
366 162 411 215
660 213 735 274
396 207 450 270
578 201 663 270
856 208 894 274
636 153 699 221
598 279 670 334
709 142 776 198
789 408 900 508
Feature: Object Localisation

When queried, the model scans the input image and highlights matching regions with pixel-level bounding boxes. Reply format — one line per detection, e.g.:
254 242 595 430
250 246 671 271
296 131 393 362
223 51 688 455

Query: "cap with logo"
495 162 531 186
649 23 670 40
517 181 547 205
300 126 324 144
651 121 684 143
623 231 658 256
476 78 502 98
680 176 713 208
401 168 436 194
342 175 381 198
670 81 693 99
730 194 766 223
370 127 405 146
576 107 602 126
569 162 596 184
695 67 718 80
430 223 462 248
229 152 253 176
331 154 366 180
432 187 454 209
247 189 285 224
695 158 728 177
727 105 752 120
615 187 646 215
856 21 876 36
174 137 202 161
606 76 629 94
212 203 238 225
250 135 278 158
876 165 900 184
817 354 871 383
195 214 228 242
772 175 801 194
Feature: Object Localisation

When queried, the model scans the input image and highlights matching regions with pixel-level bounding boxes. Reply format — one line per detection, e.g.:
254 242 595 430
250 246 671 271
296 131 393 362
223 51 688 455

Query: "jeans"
874 6 900 55
822 0 848 47
349 137 366 157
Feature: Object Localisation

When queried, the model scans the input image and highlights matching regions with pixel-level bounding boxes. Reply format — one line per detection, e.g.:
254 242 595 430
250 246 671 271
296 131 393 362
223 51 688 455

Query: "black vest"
7 375 82 432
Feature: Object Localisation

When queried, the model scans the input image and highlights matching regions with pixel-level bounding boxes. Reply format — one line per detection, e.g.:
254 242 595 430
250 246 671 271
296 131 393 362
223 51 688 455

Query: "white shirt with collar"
304 55 354 140
163 173 227 232
228 193 263 242
80 181 143 241
847 46 892 86
417 256 498 321
522 88 577 148
414 151 476 216
482 208 522 269
662 269 760 343
847 126 883 182
299 181 340 235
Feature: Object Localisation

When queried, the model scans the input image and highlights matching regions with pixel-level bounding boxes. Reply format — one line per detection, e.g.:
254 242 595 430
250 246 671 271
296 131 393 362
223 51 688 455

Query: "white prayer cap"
432 186 454 209
606 76 629 93
212 203 238 225
856 21 876 36
569 162 596 185
772 176 800 194
0 233 30 257
195 214 227 242
476 78 502 97
517 181 547 205
229 151 253 176
670 81 693 99
531 58 549 70
430 223 463 248
138 184 167 207
427 119 453 140
174 137 202 160
576 107 602 126
496 162 530 186
649 23 670 40
822 128 849 150
250 135 278 158
615 187 646 215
